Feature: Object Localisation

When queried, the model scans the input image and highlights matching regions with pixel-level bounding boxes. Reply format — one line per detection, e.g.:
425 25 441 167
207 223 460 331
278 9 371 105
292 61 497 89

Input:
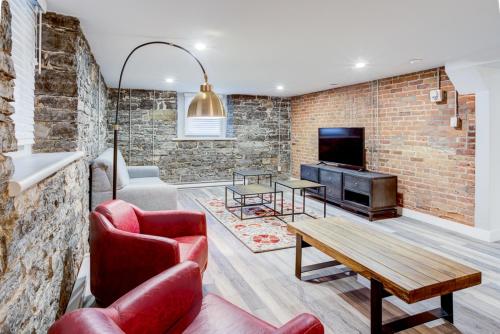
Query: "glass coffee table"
225 184 283 220
274 180 327 222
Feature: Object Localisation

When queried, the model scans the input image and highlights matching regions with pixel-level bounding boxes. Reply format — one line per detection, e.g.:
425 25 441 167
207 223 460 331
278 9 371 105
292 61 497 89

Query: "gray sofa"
91 148 177 210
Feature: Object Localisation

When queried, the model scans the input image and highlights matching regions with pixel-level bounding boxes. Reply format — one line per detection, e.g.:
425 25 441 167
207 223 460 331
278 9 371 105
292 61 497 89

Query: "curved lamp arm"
112 41 208 199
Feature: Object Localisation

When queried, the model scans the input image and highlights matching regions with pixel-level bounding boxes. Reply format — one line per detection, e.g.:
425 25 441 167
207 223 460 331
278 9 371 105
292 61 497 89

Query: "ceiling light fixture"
409 58 423 64
276 85 284 91
354 62 367 69
194 42 207 51
165 77 175 83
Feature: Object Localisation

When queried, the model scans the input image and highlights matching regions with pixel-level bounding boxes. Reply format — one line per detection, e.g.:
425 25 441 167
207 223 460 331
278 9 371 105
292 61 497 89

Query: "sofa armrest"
127 165 160 178
274 314 324 334
90 212 180 305
109 261 203 333
118 183 177 211
134 208 207 238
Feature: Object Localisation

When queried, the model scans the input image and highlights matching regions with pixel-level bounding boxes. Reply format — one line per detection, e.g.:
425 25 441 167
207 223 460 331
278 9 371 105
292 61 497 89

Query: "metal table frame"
233 170 273 187
225 185 283 220
274 180 327 222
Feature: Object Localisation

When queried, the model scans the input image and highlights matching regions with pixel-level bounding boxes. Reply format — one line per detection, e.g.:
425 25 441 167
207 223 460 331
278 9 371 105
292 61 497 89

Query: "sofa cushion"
96 200 140 234
183 293 276 334
93 148 130 190
173 236 208 272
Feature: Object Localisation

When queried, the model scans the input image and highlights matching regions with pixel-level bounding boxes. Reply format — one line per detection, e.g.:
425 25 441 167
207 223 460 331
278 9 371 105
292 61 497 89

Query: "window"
177 93 227 138
10 0 40 150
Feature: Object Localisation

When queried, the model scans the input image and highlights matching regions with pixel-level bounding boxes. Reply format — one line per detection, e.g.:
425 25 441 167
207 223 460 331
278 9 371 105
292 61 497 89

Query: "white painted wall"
446 60 500 242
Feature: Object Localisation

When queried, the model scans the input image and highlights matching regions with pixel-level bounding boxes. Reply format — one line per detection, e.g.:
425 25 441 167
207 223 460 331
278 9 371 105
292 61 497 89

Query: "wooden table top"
275 179 324 189
288 217 482 304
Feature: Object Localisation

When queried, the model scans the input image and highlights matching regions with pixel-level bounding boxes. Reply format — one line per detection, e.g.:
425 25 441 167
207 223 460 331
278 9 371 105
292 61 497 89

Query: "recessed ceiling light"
409 58 423 64
330 83 339 86
194 42 207 51
165 77 175 83
276 85 284 91
354 62 367 69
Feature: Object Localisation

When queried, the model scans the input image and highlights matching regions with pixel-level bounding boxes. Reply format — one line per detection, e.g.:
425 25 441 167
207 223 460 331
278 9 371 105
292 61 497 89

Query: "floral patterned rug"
197 196 322 253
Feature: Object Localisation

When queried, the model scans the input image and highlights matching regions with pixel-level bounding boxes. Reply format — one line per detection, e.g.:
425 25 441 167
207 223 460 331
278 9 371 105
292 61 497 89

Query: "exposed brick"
291 68 475 226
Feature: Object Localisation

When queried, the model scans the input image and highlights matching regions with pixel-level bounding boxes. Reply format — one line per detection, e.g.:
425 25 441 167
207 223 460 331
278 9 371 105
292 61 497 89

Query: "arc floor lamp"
112 41 226 199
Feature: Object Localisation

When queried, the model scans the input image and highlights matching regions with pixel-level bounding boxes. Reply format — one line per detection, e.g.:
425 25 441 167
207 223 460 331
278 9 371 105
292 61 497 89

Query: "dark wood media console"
300 164 397 221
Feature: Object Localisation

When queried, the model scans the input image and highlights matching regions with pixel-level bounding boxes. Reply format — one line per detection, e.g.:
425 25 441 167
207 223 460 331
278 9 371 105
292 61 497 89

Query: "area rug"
197 196 322 253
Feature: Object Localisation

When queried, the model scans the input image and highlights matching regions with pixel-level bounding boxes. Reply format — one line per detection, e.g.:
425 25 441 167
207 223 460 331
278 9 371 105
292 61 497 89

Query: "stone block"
0 77 14 101
0 50 15 79
35 70 78 97
0 1 12 54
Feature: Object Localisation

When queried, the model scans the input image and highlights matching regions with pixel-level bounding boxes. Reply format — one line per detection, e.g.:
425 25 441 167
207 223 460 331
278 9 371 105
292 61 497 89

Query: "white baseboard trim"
401 208 500 242
175 180 243 189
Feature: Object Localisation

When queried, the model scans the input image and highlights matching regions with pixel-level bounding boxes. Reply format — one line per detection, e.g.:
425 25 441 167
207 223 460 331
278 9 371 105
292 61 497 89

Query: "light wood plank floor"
180 186 500 334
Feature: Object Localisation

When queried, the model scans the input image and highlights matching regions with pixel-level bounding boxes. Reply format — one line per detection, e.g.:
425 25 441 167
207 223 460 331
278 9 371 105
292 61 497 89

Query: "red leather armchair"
49 261 324 334
90 200 208 305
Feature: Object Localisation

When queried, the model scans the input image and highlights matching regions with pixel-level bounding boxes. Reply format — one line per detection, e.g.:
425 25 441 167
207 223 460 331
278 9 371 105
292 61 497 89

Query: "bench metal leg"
441 293 453 323
371 278 383 334
295 234 302 279
370 278 455 333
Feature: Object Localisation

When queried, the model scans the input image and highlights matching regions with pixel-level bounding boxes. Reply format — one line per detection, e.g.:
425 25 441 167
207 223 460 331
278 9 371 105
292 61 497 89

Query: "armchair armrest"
109 261 203 333
127 165 160 178
134 207 207 238
90 212 180 305
48 309 125 334
274 314 324 334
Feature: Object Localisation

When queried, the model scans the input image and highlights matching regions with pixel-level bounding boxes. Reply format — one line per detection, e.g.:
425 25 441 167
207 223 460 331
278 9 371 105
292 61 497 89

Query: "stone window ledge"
8 151 84 197
172 137 237 141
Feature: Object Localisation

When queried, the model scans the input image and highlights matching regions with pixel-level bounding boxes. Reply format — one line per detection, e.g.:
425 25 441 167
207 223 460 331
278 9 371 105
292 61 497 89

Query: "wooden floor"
179 186 500 334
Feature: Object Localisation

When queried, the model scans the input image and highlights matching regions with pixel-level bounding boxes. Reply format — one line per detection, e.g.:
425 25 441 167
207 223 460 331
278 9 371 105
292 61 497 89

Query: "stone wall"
0 0 17 274
0 160 88 333
34 12 107 159
107 90 291 183
291 68 476 225
1 8 104 332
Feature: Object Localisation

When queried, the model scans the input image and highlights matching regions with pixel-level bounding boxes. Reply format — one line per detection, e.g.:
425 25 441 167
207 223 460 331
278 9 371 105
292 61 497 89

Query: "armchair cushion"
274 314 325 334
183 293 275 334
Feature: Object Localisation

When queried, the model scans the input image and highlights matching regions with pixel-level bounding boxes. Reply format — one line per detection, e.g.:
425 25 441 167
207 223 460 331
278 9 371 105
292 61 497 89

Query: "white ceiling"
47 0 500 96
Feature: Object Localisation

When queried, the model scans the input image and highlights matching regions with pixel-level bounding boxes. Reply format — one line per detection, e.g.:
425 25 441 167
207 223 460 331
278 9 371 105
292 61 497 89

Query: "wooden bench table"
287 217 482 334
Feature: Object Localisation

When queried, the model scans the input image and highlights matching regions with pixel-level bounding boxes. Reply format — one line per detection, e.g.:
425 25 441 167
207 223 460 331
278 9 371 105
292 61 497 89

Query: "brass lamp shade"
187 83 226 118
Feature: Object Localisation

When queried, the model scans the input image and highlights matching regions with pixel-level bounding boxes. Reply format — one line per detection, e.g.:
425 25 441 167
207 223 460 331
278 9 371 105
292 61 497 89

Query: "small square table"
225 184 283 220
274 180 327 222
233 169 273 187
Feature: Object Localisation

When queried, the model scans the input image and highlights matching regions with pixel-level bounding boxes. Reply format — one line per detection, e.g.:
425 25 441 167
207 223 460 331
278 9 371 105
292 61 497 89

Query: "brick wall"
291 68 476 226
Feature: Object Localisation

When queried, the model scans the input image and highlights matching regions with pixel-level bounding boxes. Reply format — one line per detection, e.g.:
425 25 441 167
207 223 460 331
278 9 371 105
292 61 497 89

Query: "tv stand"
300 164 397 221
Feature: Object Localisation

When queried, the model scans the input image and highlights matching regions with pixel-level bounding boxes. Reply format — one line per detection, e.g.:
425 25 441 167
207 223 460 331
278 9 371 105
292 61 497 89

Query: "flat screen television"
318 127 365 169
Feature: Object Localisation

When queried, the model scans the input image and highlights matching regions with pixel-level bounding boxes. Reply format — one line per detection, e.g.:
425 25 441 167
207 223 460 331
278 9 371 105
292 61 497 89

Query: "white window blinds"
10 0 38 147
182 93 226 138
